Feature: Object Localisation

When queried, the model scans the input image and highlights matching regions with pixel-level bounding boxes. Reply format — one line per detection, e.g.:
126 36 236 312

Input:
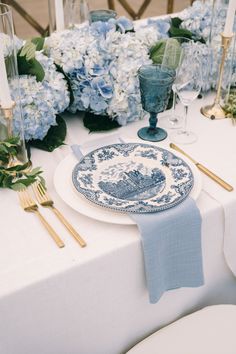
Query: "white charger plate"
54 148 202 225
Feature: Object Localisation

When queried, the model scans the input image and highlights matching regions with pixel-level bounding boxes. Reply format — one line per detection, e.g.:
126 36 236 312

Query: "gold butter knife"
170 143 234 192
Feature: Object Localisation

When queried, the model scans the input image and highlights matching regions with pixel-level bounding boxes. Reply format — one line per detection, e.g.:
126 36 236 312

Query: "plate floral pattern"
72 143 194 213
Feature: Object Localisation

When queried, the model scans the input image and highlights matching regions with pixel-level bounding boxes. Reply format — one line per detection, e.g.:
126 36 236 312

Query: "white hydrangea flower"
35 51 70 113
0 33 23 57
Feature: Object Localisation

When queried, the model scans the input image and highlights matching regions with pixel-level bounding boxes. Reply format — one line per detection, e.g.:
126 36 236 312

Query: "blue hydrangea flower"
46 16 162 124
45 9 236 125
90 19 116 38
35 52 70 114
147 18 171 38
116 17 134 33
179 0 213 41
0 35 70 141
10 75 57 141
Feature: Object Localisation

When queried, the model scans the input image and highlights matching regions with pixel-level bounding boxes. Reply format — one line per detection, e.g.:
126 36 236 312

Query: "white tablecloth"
1 94 236 354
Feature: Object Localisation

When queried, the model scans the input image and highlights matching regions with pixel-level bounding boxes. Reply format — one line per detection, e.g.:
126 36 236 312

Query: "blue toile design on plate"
97 149 117 162
160 151 183 167
112 144 137 157
79 173 93 187
138 149 158 160
171 168 189 182
72 143 194 213
76 155 97 172
152 191 174 204
98 167 165 201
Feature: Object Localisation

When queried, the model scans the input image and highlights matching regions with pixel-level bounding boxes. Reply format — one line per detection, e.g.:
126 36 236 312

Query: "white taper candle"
223 0 236 36
0 41 13 108
55 0 65 31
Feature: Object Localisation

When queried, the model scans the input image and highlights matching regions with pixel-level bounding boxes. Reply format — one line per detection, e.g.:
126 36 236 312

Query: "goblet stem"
170 104 197 144
138 111 167 142
149 112 157 131
173 91 177 111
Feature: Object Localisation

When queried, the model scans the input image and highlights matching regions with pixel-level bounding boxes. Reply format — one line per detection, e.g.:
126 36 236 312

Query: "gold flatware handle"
170 143 197 164
197 163 233 192
52 207 87 247
35 210 65 248
170 143 233 192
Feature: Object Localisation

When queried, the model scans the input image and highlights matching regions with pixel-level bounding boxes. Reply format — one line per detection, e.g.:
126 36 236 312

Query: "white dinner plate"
54 147 202 225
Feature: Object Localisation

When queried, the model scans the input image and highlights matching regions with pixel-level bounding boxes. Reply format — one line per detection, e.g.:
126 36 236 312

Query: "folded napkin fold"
72 135 204 303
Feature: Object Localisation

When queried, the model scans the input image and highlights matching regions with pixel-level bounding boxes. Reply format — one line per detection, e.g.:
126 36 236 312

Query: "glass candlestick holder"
48 0 90 33
0 4 27 166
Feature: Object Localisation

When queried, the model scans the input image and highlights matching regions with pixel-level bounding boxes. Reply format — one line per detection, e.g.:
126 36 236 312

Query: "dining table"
1 91 236 354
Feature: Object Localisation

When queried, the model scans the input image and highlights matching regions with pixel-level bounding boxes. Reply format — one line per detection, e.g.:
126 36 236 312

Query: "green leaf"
150 38 181 69
0 173 4 185
2 175 13 188
31 37 45 51
169 17 193 39
28 58 45 81
29 115 67 152
11 182 27 191
17 55 45 82
55 64 74 105
0 145 8 153
150 40 167 64
27 166 42 176
6 137 20 145
17 55 30 75
83 112 121 133
6 162 29 172
169 26 193 39
19 41 36 61
0 136 20 165
171 17 183 28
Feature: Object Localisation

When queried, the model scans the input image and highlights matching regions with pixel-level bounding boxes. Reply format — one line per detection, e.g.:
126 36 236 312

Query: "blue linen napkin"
130 198 204 303
71 137 204 303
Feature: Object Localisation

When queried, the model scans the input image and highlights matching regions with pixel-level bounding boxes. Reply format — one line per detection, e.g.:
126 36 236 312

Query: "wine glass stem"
149 112 157 130
171 91 177 120
183 105 188 133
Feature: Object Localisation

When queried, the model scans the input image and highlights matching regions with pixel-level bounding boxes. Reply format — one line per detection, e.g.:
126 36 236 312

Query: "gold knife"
170 143 234 192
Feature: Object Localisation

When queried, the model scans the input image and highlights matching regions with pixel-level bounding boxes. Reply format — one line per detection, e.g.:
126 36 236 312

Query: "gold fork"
32 182 87 248
18 189 65 248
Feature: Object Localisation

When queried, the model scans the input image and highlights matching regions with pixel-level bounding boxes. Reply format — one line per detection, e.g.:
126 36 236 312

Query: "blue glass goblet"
89 9 117 23
138 65 176 142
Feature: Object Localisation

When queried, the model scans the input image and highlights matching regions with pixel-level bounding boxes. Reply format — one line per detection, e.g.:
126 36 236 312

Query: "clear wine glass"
64 0 90 28
137 64 176 142
171 49 202 144
160 37 192 129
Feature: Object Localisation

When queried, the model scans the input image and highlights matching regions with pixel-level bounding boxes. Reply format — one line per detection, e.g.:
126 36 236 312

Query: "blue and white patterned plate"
72 143 194 213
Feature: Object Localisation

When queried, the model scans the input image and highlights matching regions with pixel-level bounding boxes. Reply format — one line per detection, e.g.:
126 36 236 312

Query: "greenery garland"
0 137 44 191
224 89 236 122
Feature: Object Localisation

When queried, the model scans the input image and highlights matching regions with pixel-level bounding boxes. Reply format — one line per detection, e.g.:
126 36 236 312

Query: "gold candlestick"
201 33 234 119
